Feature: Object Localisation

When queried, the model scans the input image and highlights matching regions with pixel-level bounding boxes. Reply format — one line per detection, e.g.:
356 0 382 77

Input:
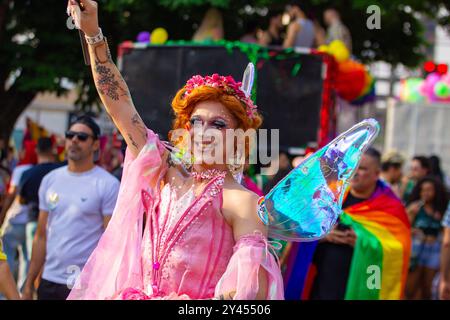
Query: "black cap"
71 115 101 139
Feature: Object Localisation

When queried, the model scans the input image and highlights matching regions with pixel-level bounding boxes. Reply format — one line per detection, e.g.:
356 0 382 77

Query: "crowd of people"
381 152 450 299
269 149 450 300
193 1 352 52
0 117 123 300
1 116 449 300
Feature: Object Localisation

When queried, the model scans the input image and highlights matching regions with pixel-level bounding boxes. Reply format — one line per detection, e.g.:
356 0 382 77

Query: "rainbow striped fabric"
284 181 411 300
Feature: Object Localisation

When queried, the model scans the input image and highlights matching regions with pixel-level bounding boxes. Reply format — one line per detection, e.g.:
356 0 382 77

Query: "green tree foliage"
0 0 448 138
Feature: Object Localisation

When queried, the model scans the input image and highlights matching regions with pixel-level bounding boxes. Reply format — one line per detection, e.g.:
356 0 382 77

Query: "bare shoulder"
222 180 267 238
288 21 300 32
223 180 260 216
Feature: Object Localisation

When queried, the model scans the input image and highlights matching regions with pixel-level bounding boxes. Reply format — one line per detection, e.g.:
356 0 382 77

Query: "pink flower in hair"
183 73 258 119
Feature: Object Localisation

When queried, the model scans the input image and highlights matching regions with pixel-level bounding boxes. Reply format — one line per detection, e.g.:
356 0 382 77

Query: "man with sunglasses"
22 116 120 300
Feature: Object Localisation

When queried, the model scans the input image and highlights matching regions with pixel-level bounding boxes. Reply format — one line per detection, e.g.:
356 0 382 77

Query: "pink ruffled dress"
67 129 284 300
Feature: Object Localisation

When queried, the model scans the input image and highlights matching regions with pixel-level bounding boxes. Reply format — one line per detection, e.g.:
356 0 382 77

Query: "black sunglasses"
65 131 95 142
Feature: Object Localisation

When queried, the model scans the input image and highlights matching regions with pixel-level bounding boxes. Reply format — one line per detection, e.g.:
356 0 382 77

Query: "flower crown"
183 70 258 119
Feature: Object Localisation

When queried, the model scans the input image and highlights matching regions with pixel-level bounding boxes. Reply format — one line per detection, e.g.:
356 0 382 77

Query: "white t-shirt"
39 165 120 285
4 164 33 225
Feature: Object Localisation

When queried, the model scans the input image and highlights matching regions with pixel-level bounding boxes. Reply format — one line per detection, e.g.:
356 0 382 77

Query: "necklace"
191 169 227 181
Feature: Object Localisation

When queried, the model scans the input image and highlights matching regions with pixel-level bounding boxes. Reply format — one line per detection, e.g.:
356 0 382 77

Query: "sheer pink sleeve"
119 288 192 300
67 129 167 300
214 232 285 300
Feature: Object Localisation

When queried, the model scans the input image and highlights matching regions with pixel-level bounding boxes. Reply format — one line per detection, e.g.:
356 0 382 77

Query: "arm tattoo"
127 133 139 150
93 40 130 101
95 65 127 101
131 113 148 141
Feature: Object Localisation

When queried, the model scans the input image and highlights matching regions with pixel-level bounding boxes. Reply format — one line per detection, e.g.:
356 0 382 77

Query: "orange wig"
170 85 263 159
171 86 262 130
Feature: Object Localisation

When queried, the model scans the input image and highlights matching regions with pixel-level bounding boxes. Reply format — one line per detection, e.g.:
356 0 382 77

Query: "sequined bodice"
141 176 235 299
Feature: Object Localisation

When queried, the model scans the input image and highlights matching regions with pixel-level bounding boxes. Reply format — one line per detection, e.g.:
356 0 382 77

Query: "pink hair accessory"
183 63 258 119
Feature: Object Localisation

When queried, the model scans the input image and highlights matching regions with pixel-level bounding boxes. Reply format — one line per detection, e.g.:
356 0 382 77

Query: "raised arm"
283 22 300 49
67 0 147 157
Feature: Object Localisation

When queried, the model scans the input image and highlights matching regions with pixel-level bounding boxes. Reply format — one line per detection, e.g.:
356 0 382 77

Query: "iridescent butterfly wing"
257 119 380 242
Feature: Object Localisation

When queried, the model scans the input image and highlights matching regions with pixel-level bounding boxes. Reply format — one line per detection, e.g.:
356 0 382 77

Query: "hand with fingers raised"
67 0 100 37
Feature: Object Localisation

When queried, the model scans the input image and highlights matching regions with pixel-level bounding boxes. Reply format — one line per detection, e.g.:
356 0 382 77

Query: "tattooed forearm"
127 133 139 150
93 40 130 102
88 38 146 154
95 65 128 101
131 113 148 141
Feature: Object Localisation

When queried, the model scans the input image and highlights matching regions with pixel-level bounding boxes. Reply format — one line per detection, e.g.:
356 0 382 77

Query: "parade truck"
117 41 337 156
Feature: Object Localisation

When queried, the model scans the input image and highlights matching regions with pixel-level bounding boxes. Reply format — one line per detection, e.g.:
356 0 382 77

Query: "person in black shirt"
18 138 62 260
259 10 284 47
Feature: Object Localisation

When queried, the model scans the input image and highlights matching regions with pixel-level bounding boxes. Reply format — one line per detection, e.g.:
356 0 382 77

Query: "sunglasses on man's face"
65 131 94 142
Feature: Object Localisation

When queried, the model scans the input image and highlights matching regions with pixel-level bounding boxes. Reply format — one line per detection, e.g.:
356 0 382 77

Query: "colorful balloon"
151 28 169 45
352 77 375 105
422 72 441 101
317 45 329 53
328 40 350 63
434 81 450 98
397 71 450 103
400 78 425 103
335 60 367 101
359 73 373 97
136 31 150 43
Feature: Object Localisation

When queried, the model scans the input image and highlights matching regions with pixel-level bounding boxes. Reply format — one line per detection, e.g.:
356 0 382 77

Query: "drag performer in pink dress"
67 0 284 300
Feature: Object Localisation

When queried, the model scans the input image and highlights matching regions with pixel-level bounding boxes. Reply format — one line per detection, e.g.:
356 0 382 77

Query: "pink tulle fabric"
215 232 284 300
67 129 284 300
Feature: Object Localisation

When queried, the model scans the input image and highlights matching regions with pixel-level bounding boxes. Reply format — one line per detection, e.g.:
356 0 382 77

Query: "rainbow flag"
284 181 411 300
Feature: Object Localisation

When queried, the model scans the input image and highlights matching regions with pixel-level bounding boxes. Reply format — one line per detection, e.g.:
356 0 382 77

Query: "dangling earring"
169 129 194 171
228 151 244 183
